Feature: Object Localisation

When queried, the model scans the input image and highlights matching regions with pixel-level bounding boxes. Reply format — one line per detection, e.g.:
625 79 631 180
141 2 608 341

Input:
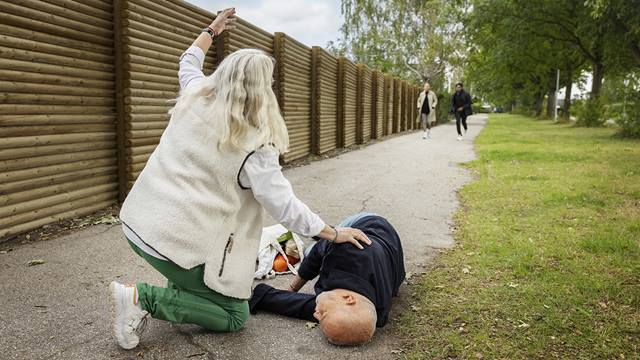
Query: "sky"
185 0 343 48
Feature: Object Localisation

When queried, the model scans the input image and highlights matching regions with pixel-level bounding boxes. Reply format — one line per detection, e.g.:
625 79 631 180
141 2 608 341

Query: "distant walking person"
451 82 472 141
417 82 438 139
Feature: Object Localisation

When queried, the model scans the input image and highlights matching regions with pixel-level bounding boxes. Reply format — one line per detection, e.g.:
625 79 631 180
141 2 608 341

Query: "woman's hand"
317 224 371 249
335 227 372 249
209 8 237 35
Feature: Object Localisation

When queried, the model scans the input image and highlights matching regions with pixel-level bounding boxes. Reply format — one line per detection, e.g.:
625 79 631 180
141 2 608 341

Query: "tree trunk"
546 90 556 119
534 92 544 117
562 79 572 121
591 62 604 98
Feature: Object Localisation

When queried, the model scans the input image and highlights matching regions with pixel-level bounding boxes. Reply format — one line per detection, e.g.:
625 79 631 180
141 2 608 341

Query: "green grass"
401 114 640 359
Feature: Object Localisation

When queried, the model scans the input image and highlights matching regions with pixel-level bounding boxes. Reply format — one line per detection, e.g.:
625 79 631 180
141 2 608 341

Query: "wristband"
329 225 338 243
202 27 218 39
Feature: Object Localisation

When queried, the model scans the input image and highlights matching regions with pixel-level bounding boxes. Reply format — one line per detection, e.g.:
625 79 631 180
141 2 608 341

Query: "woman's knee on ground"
220 301 249 332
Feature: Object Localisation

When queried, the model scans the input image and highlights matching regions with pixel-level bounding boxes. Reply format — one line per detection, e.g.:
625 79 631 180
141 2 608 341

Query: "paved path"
0 115 487 360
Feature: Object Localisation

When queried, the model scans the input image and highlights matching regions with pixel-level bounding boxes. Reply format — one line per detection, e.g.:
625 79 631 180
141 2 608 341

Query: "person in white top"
109 8 371 350
417 82 437 139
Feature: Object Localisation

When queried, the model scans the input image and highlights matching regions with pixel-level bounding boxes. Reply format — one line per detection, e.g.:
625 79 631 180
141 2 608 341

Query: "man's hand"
457 107 464 112
287 275 307 292
209 8 237 35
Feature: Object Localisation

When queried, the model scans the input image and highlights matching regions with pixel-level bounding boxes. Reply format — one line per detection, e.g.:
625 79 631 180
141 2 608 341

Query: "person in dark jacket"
249 213 405 345
451 82 473 140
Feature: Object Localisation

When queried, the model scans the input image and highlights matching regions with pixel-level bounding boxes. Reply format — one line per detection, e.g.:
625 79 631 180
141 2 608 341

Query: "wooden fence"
0 0 421 241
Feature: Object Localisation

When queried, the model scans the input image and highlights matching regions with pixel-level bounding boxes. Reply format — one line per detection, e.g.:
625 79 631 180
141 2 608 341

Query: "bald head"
314 289 377 346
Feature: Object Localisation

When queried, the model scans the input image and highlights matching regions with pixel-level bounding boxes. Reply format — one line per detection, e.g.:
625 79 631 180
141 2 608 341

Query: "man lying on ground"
249 213 405 345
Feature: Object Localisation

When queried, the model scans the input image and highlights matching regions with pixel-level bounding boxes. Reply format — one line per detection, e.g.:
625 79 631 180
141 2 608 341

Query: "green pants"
127 239 249 332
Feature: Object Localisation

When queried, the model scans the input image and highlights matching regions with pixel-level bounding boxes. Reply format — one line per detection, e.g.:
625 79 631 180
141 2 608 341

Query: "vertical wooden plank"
403 82 408 131
392 78 398 133
336 57 345 148
113 0 127 203
383 75 389 136
310 46 319 154
356 64 363 144
371 70 378 140
273 32 284 110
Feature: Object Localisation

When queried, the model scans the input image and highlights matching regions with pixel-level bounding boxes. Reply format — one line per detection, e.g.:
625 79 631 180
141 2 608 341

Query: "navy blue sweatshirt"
249 215 405 327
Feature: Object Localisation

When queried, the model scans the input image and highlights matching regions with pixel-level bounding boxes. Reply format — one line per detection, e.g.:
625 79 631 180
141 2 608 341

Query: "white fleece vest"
120 103 264 299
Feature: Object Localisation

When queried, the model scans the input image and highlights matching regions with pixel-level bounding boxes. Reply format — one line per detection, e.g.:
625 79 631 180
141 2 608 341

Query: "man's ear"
341 293 357 305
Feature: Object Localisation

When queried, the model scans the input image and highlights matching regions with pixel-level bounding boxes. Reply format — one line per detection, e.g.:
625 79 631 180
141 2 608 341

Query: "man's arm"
296 240 328 282
464 92 473 109
249 284 317 322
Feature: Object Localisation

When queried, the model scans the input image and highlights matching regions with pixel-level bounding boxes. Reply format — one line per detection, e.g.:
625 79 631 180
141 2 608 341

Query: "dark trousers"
455 111 468 136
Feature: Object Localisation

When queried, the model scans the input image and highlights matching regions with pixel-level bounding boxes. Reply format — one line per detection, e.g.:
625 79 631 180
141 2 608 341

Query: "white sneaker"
109 281 149 349
422 133 427 139
427 130 432 139
457 136 462 141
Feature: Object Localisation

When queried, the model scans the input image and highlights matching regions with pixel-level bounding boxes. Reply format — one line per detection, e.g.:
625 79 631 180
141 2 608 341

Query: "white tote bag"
254 224 307 279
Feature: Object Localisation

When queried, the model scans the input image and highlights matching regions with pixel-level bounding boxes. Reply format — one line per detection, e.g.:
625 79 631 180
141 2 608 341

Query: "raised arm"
191 8 236 54
178 8 237 90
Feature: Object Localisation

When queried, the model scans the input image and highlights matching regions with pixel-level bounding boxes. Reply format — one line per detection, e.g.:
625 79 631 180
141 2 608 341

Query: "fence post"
371 71 378 140
113 0 127 203
356 64 364 144
336 57 345 148
310 46 319 155
273 32 285 110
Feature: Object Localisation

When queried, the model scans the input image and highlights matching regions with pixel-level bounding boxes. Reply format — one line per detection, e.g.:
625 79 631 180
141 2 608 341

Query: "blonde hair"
170 48 289 153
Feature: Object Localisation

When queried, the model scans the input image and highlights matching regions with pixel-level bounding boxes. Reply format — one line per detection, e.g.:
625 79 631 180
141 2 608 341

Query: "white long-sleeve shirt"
126 46 324 260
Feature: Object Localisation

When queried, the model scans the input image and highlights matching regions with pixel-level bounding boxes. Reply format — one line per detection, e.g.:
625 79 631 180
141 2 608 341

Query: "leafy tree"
329 0 468 123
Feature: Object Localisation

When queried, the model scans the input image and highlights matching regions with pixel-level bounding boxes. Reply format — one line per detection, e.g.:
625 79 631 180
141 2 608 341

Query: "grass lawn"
401 114 639 359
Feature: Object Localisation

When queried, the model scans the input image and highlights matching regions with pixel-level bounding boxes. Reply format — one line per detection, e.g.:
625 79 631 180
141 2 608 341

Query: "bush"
436 92 452 124
575 97 605 127
616 101 640 138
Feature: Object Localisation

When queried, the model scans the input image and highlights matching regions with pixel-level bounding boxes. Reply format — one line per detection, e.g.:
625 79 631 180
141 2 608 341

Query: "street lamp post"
554 69 560 122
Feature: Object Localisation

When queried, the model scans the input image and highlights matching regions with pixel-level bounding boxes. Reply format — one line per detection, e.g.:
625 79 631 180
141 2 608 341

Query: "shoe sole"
109 282 139 350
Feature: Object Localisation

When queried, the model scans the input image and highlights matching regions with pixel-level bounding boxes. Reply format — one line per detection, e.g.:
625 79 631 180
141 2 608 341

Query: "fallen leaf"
27 259 46 267
305 322 318 329
598 302 607 308
434 285 445 289
508 282 519 288
93 214 120 225
462 267 470 274
411 305 422 312
405 272 413 280
517 322 530 329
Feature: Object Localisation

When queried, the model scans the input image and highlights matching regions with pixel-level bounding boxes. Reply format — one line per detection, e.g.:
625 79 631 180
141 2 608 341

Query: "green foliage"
436 92 451 124
575 97 606 127
330 0 466 86
617 98 640 138
400 114 640 359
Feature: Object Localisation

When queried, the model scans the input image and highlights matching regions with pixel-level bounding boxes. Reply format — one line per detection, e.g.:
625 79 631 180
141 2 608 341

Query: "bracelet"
329 225 338 243
202 27 218 39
